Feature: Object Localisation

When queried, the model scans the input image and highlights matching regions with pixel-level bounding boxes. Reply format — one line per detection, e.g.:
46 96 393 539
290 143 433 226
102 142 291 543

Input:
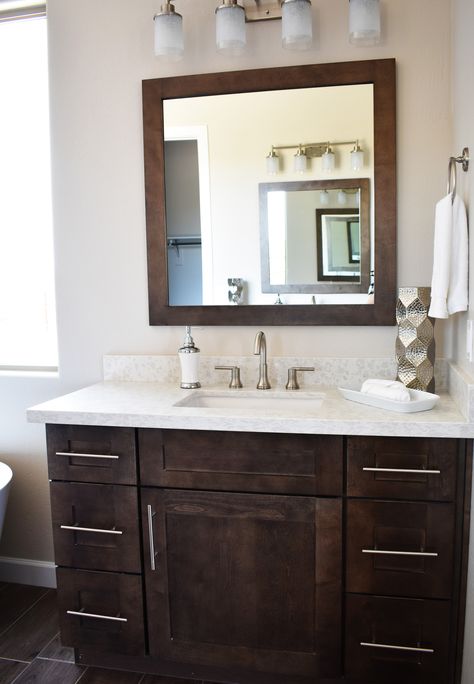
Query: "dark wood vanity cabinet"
46 425 471 684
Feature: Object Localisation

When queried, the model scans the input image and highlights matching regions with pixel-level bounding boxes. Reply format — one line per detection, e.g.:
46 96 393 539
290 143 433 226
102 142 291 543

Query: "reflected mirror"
260 178 370 301
143 59 396 325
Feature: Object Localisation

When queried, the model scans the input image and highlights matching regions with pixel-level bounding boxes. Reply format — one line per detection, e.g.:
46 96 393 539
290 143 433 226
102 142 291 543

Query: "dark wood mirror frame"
143 58 396 326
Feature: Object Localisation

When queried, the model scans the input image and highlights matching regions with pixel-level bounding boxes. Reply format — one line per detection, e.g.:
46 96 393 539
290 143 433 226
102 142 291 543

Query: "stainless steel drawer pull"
363 466 441 474
67 609 127 623
56 451 120 460
362 549 438 557
361 641 434 654
60 524 123 536
147 504 157 571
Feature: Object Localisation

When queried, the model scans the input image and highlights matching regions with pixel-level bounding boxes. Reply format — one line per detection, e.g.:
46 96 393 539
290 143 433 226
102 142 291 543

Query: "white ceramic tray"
338 387 440 413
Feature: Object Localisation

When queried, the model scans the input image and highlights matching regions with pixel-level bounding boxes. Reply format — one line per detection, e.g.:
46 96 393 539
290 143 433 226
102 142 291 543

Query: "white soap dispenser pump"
178 326 201 389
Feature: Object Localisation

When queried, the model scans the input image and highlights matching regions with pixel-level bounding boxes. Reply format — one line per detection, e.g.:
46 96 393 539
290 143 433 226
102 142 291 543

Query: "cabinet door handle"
56 451 120 460
360 641 434 654
60 524 123 535
147 504 157 571
363 466 441 474
67 609 127 623
362 549 438 557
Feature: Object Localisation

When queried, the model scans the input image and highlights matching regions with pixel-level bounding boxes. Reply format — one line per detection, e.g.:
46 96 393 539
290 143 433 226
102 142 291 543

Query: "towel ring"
447 147 470 203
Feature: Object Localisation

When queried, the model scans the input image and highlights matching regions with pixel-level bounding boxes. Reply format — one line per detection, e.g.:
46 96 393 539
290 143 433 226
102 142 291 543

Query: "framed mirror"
143 58 396 326
259 178 370 299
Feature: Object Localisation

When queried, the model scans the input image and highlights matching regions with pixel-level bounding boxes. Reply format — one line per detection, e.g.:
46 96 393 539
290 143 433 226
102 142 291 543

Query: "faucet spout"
254 331 271 390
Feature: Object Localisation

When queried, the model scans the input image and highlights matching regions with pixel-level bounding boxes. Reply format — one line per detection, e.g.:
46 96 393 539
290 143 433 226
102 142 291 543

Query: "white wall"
0 0 455 570
452 0 474 681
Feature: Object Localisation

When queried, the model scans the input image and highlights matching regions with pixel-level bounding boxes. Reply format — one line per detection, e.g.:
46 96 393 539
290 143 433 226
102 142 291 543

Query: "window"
0 3 57 370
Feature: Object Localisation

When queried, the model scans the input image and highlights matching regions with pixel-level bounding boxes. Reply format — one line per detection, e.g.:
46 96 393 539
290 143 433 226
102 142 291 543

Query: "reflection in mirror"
142 59 396 325
260 178 370 298
163 84 374 306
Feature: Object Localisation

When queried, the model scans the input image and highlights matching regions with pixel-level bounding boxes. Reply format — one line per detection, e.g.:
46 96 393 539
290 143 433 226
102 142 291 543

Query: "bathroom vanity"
28 377 473 684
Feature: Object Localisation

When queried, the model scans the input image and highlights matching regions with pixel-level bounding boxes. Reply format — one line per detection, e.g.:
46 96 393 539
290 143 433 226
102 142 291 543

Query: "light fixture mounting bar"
243 0 282 22
271 140 358 158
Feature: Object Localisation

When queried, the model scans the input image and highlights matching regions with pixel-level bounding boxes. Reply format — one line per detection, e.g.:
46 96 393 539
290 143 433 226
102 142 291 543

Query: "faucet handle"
286 367 315 391
215 365 243 389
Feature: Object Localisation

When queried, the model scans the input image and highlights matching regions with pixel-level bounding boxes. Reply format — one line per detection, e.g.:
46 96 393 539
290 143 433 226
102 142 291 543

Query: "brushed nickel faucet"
254 330 271 389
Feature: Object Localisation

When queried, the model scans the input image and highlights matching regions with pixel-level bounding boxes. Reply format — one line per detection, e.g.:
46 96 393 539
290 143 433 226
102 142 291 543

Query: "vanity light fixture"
265 139 364 174
216 0 246 55
350 140 364 170
294 145 307 173
266 146 280 174
153 2 184 61
321 144 335 172
349 0 381 46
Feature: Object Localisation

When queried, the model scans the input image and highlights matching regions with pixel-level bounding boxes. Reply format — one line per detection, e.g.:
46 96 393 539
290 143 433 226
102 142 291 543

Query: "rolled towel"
361 378 411 403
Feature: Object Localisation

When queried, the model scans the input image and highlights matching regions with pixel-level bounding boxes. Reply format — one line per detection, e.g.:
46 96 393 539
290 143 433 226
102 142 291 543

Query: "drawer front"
345 594 451 684
56 568 145 656
47 424 137 485
50 482 141 573
346 499 455 599
347 436 458 501
139 429 343 496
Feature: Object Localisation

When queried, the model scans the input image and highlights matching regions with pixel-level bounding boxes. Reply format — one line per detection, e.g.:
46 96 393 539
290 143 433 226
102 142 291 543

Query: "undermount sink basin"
173 390 326 413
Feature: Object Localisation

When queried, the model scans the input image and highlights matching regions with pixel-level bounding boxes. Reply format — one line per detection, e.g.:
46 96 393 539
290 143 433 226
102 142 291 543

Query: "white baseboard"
0 556 56 588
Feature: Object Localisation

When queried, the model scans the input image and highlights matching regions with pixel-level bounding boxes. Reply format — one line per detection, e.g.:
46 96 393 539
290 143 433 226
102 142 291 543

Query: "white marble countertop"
27 381 474 438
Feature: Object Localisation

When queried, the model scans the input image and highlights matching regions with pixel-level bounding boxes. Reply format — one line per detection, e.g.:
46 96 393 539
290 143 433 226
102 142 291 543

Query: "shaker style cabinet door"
142 489 342 679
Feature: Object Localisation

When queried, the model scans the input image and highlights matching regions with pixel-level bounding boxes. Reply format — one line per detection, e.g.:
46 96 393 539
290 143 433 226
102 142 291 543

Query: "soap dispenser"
178 326 201 389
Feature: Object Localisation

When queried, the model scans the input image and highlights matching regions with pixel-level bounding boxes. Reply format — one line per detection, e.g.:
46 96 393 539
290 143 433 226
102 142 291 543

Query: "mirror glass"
163 84 373 306
142 59 396 326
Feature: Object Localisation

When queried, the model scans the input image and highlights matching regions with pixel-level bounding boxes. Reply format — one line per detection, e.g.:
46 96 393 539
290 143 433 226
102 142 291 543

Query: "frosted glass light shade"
337 190 347 205
351 147 364 170
266 150 279 174
322 148 335 172
319 190 329 205
216 2 246 56
294 149 307 173
282 0 312 51
349 0 380 46
154 6 184 60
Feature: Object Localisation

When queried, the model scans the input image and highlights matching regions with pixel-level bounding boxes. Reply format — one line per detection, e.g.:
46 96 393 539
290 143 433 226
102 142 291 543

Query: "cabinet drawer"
139 429 343 495
56 568 145 656
346 499 455 599
50 482 141 573
345 594 451 684
347 436 458 501
46 424 137 485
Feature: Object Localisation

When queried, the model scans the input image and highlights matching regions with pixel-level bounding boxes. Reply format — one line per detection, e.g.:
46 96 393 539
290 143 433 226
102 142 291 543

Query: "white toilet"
0 462 13 540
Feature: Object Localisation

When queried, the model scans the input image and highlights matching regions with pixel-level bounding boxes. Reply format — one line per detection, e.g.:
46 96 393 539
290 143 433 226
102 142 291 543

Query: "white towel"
429 193 468 318
361 378 411 402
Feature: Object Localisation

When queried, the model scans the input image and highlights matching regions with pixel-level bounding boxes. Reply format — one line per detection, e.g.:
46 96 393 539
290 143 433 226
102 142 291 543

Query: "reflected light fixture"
349 0 381 46
319 190 329 205
281 0 313 51
266 146 279 174
337 190 347 205
154 2 184 61
216 0 246 56
350 140 364 170
294 145 307 173
321 144 335 172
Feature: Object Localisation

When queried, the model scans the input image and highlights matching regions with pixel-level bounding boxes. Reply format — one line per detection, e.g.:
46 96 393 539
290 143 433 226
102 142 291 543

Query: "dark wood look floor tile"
79 668 144 683
0 590 59 661
37 634 75 663
0 658 29 684
0 584 49 635
11 659 84 684
141 677 201 684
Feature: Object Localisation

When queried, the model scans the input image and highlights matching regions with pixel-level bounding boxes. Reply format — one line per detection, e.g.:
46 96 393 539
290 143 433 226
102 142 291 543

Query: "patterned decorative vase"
396 287 435 392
